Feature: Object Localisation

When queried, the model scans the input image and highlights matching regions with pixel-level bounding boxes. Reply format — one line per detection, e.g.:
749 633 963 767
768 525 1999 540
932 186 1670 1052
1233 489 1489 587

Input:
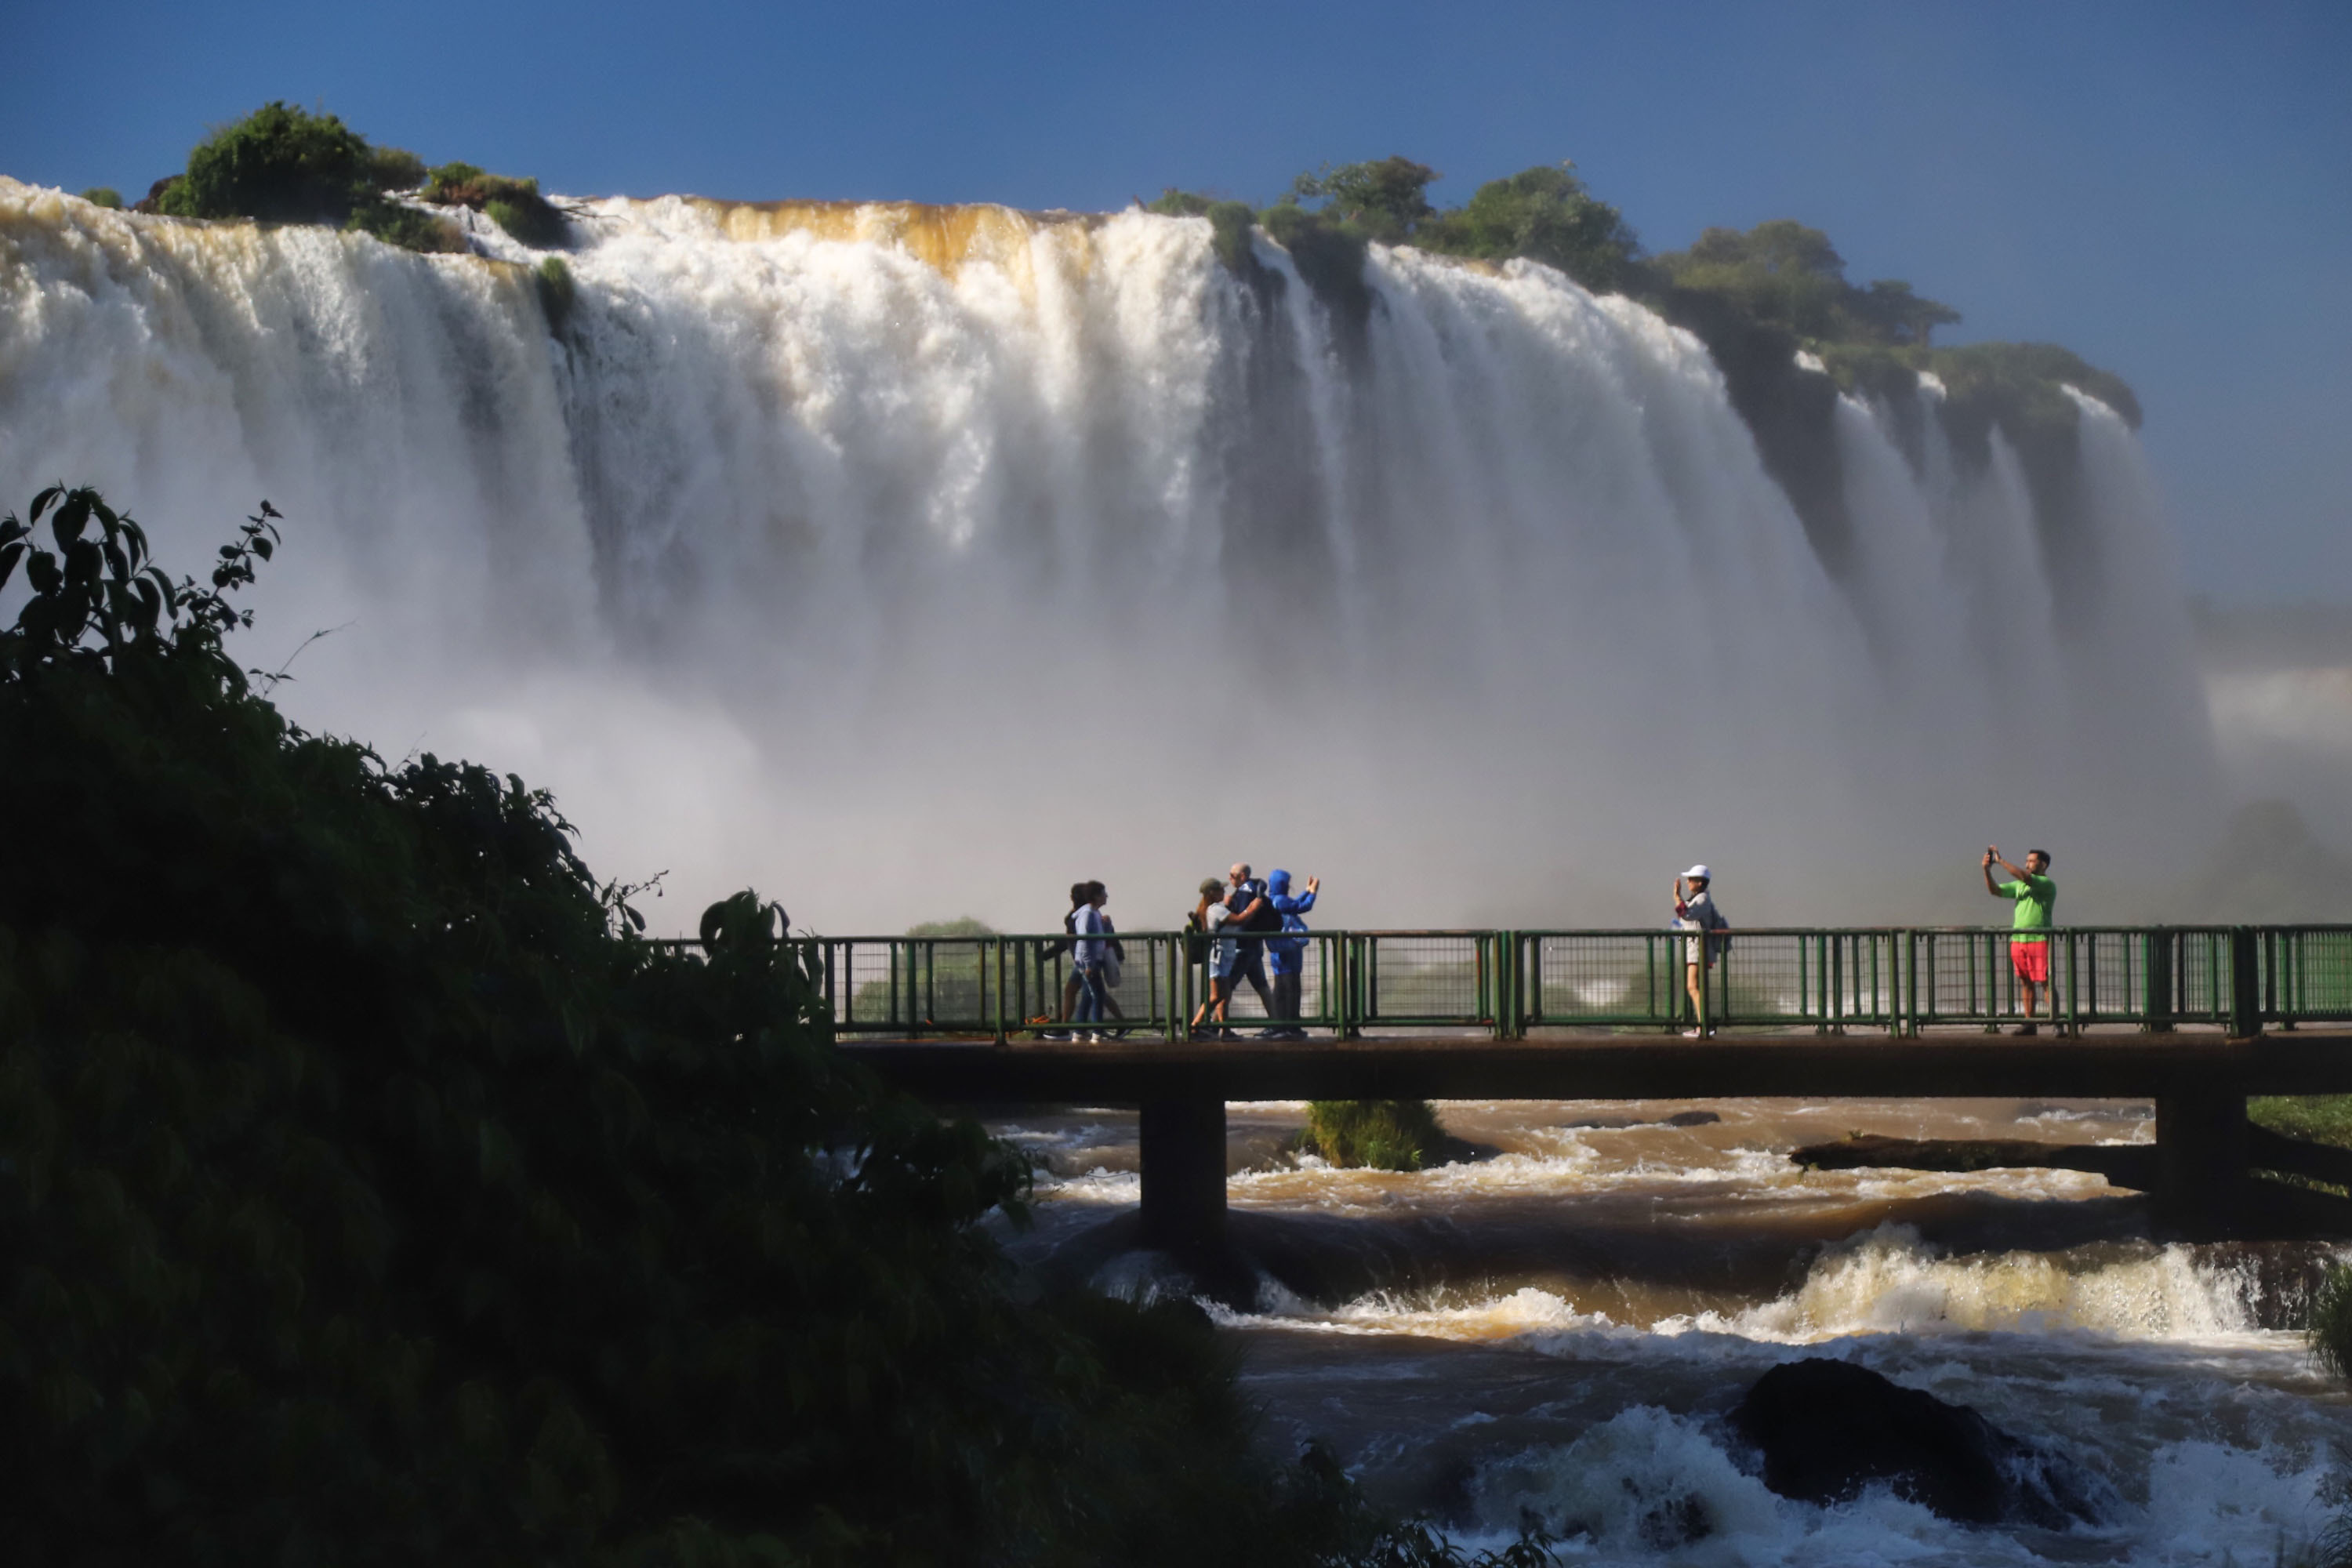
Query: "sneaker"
1682 1029 1703 1038
2009 1022 2039 1036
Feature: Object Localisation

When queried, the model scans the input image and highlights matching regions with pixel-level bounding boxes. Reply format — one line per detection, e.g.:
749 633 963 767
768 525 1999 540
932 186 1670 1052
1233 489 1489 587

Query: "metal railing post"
1891 931 1910 1044
993 938 1007 1047
1695 924 1711 1037
2230 927 2261 1038
2063 931 2081 1036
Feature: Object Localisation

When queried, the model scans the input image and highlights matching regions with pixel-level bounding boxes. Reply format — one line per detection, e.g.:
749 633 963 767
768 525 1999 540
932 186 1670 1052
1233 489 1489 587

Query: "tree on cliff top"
1416 162 1645 295
1656 219 1959 347
147 102 459 252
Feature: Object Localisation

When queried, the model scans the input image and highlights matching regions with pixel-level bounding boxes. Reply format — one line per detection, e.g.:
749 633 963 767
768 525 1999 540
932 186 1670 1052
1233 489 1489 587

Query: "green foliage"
906 916 997 938
426 162 570 249
368 143 428 191
1260 201 1374 327
1149 190 1258 273
350 198 469 254
2309 1264 2352 1381
1288 156 1441 245
537 255 579 332
1654 220 1958 347
2252 1097 2352 1150
148 101 463 255
157 101 378 224
1299 1102 1447 1171
1414 163 1644 294
79 186 123 209
2 484 1549 1566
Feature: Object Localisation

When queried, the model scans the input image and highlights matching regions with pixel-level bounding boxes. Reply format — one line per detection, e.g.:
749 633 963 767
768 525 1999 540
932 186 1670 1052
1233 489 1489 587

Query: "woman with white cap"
1671 865 1730 1036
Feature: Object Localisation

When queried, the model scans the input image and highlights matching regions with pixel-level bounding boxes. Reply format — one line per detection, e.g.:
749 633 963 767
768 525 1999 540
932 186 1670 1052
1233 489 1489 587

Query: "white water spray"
0 180 2217 930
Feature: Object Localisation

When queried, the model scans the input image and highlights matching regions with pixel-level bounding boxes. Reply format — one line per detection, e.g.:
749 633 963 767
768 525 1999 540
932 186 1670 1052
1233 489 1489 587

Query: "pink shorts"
2009 942 2049 985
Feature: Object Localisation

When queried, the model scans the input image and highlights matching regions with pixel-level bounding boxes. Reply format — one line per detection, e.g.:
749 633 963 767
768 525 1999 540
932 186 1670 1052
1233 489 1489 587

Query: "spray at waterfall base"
0 181 2232 933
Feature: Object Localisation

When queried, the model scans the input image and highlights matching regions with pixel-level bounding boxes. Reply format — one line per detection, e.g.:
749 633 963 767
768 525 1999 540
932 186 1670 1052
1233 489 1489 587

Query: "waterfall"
0 178 2218 931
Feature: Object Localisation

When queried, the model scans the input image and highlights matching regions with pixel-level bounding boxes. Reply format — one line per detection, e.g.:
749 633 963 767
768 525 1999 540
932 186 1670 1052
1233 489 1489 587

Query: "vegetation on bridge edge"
0 487 1555 1566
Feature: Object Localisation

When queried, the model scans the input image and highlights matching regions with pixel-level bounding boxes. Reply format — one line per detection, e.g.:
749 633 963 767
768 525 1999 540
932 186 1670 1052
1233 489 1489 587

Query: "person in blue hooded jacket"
1263 869 1321 1038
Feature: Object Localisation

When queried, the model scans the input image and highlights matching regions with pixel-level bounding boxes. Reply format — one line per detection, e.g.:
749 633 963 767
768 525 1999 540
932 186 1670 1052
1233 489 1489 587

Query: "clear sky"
8 0 2345 601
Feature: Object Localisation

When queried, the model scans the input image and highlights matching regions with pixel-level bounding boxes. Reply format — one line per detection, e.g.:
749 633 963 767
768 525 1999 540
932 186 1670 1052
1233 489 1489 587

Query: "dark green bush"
147 102 460 254
0 485 1551 1566
1260 201 1373 328
1414 163 1645 295
1287 156 1440 245
350 198 468 254
427 162 569 249
368 144 428 191
156 101 377 225
1149 190 1258 273
536 255 578 331
79 186 123 209
2310 1264 2352 1380
1298 1102 1447 1171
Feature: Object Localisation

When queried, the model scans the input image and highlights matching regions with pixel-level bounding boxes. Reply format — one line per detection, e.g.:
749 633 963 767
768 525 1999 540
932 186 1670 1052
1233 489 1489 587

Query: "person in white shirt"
1672 863 1730 1037
1187 878 1240 1039
1069 882 1113 1042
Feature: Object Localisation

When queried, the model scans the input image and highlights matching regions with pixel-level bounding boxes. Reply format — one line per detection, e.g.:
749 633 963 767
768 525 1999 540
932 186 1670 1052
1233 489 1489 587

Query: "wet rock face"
1730 1359 2101 1527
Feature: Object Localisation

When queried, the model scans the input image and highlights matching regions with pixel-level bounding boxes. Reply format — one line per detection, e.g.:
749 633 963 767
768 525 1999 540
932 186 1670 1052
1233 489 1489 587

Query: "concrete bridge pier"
1138 1096 1231 1272
2154 1087 2249 1239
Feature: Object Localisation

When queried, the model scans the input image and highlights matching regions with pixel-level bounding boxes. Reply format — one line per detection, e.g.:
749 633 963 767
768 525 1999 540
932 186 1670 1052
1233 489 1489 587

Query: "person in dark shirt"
1221 862 1278 1025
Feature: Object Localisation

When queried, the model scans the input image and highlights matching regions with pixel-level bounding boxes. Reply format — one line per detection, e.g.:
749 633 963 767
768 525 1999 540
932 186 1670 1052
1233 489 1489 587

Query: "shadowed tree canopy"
1416 162 1644 294
1286 155 1442 245
0 485 1557 1567
1657 220 1959 347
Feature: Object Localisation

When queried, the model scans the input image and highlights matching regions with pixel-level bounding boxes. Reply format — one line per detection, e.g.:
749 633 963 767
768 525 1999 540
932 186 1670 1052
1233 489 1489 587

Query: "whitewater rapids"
1003 1097 2352 1566
0 179 2218 931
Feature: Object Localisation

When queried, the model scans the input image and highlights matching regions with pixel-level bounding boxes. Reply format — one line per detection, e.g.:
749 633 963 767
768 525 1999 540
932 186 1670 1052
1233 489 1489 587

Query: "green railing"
656 925 2352 1042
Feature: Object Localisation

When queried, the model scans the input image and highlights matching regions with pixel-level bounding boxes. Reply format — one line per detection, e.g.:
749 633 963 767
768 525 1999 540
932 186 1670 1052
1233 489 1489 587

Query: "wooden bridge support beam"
1138 1097 1228 1264
2154 1088 2248 1240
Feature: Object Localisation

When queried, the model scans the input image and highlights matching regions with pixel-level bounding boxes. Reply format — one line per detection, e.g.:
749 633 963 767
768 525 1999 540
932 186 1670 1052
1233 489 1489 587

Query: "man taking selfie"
1982 845 2056 1035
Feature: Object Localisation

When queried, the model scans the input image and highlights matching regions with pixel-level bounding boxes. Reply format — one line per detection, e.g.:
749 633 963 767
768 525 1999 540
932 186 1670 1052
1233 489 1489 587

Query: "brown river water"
990 1098 2352 1565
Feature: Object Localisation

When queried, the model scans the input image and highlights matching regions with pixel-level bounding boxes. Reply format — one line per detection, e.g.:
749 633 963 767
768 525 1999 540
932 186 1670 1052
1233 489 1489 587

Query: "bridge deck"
845 1025 2352 1103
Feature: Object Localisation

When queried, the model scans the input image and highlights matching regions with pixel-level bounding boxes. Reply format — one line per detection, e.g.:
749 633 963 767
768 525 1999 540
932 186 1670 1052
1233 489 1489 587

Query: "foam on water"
1448 1406 2340 1567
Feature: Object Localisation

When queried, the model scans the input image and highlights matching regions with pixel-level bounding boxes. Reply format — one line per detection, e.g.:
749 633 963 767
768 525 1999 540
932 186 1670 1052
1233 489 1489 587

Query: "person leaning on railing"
1983 845 2055 1036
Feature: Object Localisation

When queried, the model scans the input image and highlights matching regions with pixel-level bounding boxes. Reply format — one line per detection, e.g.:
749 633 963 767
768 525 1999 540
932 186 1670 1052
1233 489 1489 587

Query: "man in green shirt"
1982 845 2055 1035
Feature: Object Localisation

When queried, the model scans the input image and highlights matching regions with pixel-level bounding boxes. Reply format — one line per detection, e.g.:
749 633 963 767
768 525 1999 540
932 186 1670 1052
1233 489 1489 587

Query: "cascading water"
0 178 2218 931
9 176 2324 1563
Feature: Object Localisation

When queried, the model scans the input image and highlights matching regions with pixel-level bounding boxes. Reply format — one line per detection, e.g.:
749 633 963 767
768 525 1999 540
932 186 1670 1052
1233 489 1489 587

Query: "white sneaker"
1682 1029 1703 1038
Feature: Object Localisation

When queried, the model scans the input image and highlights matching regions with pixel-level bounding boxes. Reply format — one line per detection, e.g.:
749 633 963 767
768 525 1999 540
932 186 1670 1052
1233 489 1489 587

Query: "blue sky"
8 0 2346 601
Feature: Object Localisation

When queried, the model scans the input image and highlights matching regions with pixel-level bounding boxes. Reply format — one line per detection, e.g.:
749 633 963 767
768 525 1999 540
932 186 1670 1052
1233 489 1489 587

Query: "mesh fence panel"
754 925 2341 1036
2272 927 2352 1023
1359 935 1490 1025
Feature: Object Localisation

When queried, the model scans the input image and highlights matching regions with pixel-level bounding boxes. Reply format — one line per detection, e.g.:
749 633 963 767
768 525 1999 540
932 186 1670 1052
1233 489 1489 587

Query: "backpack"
1236 882 1282 934
1040 908 1078 962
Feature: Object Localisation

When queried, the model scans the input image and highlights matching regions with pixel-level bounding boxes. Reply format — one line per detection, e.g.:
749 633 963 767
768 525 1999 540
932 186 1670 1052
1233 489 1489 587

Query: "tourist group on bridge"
1041 844 2059 1043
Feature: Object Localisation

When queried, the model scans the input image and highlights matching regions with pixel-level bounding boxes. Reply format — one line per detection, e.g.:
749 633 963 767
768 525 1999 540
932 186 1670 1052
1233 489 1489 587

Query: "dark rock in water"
1731 1359 2102 1527
1663 1109 1722 1127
